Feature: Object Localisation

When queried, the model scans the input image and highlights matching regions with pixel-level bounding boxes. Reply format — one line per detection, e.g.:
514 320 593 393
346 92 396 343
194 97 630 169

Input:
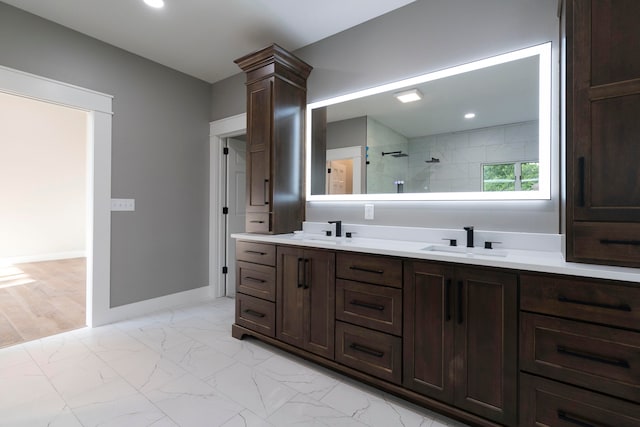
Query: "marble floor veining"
0 297 469 427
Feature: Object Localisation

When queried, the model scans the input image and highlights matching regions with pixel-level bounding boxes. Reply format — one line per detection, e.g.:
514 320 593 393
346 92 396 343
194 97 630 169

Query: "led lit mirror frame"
305 42 551 201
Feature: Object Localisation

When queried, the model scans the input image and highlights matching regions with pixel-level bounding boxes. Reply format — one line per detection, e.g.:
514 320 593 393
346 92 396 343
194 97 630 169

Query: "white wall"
0 91 87 261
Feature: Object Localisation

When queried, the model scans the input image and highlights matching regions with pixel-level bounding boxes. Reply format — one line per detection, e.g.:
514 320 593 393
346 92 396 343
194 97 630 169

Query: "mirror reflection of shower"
381 150 408 158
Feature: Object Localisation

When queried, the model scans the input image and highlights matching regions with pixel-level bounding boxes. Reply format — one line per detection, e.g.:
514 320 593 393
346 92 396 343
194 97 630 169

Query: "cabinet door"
276 246 335 359
304 248 335 359
246 78 272 214
453 267 518 426
276 246 305 348
403 261 455 403
568 0 640 223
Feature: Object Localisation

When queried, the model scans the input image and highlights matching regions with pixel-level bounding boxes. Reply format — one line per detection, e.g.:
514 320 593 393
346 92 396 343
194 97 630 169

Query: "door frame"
0 65 112 327
209 113 246 297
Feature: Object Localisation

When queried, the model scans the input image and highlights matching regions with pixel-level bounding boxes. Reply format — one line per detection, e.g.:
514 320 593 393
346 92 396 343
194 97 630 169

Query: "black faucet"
464 226 474 248
329 220 342 237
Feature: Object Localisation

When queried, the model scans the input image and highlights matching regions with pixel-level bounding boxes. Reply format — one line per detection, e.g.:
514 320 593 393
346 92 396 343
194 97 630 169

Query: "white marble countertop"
231 223 640 284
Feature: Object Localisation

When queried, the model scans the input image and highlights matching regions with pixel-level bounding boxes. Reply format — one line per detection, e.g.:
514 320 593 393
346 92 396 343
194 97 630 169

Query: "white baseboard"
92 285 215 327
1 251 86 265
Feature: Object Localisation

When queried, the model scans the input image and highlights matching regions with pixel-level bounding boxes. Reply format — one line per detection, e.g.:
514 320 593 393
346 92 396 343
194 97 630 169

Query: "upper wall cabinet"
235 44 312 234
566 0 640 267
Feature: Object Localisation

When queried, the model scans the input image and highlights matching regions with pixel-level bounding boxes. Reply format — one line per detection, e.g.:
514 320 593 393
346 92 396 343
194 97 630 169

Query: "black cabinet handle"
243 309 265 318
297 258 304 288
445 279 452 321
249 220 265 224
557 345 630 368
350 300 384 311
350 343 384 358
245 250 266 255
600 239 640 246
244 276 266 283
557 410 596 427
558 295 631 312
349 266 384 274
303 259 310 289
457 280 464 324
578 156 585 207
264 179 269 205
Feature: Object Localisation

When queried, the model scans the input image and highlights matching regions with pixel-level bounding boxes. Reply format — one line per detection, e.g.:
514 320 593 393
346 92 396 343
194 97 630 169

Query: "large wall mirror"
306 42 551 201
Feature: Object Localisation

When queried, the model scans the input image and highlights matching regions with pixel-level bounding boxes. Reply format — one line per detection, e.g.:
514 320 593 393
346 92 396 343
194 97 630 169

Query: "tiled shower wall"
407 121 539 193
366 118 409 194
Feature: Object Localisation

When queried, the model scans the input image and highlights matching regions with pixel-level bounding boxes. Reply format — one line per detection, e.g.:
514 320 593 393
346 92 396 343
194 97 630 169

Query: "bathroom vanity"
232 225 640 427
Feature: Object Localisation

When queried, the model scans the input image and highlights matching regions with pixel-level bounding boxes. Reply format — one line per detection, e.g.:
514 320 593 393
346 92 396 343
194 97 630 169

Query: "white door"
225 136 246 296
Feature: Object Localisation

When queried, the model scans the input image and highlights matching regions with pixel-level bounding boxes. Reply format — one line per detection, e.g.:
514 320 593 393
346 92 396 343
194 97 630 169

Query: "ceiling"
2 0 416 83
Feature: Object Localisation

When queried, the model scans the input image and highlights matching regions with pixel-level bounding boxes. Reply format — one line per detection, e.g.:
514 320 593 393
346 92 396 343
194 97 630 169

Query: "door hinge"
222 266 228 274
222 207 229 215
223 147 229 155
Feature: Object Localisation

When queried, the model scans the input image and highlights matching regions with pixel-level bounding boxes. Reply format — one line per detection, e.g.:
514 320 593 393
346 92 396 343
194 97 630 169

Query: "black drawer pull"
245 250 266 255
445 279 452 322
457 280 464 324
557 345 630 368
349 343 384 358
350 300 384 311
577 156 585 207
249 220 265 224
349 266 384 274
558 295 631 312
244 276 266 283
264 179 269 205
600 239 640 246
297 258 304 288
558 410 596 427
243 309 265 318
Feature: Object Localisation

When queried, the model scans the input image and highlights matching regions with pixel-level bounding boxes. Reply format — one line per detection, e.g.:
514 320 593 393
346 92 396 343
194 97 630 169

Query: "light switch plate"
111 198 135 211
364 203 374 220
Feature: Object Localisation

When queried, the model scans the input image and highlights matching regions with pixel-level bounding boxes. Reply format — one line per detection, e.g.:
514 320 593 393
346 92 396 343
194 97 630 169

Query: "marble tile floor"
0 296 470 427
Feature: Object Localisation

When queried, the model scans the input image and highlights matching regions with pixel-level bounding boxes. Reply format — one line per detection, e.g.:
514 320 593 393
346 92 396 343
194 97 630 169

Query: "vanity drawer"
235 293 275 337
521 312 640 403
336 279 402 336
245 213 271 233
520 273 640 331
520 373 640 427
335 321 402 384
237 261 276 302
336 253 402 288
236 241 276 266
572 222 640 268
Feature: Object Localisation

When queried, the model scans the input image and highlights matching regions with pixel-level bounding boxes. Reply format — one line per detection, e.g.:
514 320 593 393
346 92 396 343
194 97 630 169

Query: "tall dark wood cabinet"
276 246 335 359
566 0 640 267
404 261 518 426
235 44 312 234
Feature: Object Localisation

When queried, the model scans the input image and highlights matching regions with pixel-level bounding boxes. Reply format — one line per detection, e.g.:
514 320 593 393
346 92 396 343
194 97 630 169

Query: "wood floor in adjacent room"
0 258 85 349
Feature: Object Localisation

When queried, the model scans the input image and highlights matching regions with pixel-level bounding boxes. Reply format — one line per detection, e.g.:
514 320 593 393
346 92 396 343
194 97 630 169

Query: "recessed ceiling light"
394 89 423 103
464 112 476 119
144 0 164 8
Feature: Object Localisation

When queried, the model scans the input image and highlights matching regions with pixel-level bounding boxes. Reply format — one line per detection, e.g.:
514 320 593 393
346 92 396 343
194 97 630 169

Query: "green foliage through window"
483 162 538 191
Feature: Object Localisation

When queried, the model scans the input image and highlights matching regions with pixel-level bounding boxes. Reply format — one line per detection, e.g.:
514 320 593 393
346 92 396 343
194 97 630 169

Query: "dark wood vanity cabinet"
403 261 518 426
276 245 335 359
234 241 277 337
566 0 640 267
520 272 640 425
235 45 312 234
335 253 403 384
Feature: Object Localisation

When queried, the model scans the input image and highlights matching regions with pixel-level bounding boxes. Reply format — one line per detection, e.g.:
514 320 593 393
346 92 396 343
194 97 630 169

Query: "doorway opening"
1 64 113 329
222 135 246 296
0 92 88 347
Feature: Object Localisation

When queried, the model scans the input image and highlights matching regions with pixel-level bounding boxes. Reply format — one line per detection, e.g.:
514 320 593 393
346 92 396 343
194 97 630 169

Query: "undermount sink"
300 235 339 244
422 244 508 257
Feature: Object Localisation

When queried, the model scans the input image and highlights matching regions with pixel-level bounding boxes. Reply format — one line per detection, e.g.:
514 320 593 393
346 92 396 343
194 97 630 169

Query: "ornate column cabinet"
566 0 640 267
234 44 312 234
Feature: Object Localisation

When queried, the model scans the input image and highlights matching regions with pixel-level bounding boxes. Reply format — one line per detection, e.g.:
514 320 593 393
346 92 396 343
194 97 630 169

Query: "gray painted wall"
211 0 561 234
0 3 212 307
